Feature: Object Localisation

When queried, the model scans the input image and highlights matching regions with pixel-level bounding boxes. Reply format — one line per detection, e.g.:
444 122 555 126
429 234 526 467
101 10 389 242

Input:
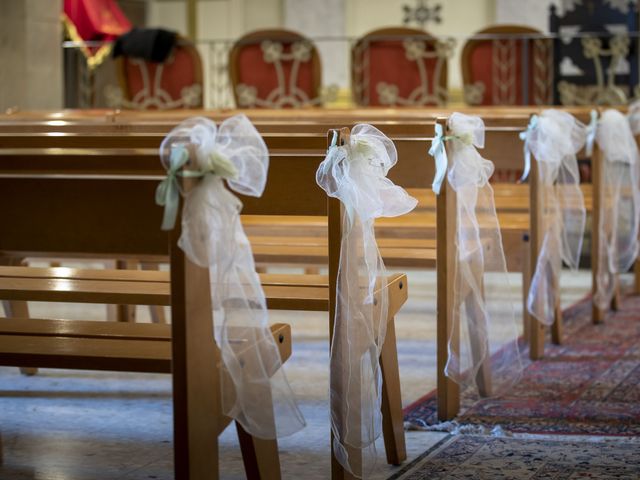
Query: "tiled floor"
0 268 593 479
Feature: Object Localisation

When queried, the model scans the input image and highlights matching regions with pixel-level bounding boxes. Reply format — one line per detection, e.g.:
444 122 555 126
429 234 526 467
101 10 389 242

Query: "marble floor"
0 267 594 479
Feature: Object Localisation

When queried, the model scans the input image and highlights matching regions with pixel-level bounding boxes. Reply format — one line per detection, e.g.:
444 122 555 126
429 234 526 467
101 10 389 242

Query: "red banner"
63 0 132 68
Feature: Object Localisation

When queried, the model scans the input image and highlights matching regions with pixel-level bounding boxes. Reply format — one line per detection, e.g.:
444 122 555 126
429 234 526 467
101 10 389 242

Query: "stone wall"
0 0 63 111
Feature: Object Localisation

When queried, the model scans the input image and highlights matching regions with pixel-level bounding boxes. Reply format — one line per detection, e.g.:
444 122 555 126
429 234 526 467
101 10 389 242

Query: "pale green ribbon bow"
155 146 207 231
585 109 598 157
518 114 539 183
428 123 474 194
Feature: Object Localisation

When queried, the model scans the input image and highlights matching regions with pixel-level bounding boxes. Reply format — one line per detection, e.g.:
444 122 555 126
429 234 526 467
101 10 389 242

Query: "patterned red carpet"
404 294 640 435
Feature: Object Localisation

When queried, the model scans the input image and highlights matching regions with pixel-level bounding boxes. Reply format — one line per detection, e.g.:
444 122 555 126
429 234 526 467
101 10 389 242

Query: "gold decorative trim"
61 13 113 70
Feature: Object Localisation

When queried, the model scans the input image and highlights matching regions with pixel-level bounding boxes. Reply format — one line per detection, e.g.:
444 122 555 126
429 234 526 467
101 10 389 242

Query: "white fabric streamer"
158 115 305 439
522 110 587 326
628 99 640 135
443 113 523 395
316 125 417 478
593 109 640 310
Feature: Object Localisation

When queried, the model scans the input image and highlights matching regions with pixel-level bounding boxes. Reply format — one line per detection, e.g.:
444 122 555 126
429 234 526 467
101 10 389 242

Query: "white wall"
495 0 561 32
148 0 281 40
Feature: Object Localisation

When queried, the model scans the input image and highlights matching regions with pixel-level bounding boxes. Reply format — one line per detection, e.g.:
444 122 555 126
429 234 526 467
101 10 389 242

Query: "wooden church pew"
0 132 409 478
0 127 439 266
589 114 623 325
0 114 533 421
1 108 608 420
432 115 530 420
419 108 598 418
0 148 293 478
0 114 532 272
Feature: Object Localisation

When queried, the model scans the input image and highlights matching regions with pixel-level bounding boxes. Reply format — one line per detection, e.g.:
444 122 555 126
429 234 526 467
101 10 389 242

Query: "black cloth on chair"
112 28 178 63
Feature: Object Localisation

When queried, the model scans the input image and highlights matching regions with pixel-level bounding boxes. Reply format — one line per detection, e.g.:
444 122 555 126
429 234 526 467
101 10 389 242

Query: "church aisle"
0 269 593 479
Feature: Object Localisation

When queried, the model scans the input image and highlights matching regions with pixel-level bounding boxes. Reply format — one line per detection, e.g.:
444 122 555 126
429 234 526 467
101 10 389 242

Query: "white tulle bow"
158 115 305 439
593 109 640 310
523 109 587 326
444 113 523 395
316 124 417 478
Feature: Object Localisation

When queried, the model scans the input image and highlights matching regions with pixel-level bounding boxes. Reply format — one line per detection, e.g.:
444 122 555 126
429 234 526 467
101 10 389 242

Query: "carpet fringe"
404 420 510 437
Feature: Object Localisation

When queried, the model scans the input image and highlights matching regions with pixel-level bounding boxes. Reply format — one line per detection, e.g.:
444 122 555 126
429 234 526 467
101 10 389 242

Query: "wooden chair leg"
522 234 531 344
592 303 606 324
170 242 220 479
436 167 460 421
528 158 546 360
634 260 640 295
113 260 138 323
611 276 621 311
236 421 282 480
139 263 168 324
149 306 167 324
116 302 136 323
591 145 605 325
465 265 493 398
551 301 563 345
379 315 406 466
551 275 563 345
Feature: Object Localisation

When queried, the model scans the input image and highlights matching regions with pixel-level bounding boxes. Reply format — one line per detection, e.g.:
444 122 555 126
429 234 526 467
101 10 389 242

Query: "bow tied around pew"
522 110 587 326
317 124 417 478
439 112 524 396
156 115 267 231
158 115 305 439
445 113 494 188
429 121 482 194
593 109 640 311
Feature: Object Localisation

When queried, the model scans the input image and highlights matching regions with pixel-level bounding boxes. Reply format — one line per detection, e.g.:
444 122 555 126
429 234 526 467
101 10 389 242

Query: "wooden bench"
407 108 609 419
0 114 533 270
2 107 613 423
0 130 409 479
0 111 536 429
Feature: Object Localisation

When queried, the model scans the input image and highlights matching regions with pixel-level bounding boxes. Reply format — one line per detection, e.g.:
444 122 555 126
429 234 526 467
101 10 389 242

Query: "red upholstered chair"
113 39 203 109
229 29 322 108
351 27 453 107
461 25 553 106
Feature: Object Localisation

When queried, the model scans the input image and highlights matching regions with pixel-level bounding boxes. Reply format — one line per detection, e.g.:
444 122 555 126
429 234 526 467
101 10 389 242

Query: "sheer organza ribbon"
629 99 640 134
593 109 640 310
428 123 450 194
521 110 587 326
437 113 523 394
518 114 538 182
158 115 305 439
585 109 598 157
316 125 417 478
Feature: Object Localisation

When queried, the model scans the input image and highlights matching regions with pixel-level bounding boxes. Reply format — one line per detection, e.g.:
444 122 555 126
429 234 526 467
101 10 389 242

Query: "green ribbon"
585 109 598 157
518 114 539 183
155 146 191 231
428 124 474 195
